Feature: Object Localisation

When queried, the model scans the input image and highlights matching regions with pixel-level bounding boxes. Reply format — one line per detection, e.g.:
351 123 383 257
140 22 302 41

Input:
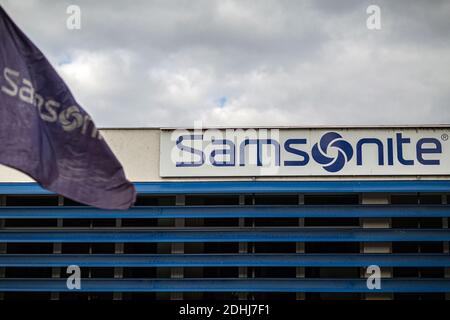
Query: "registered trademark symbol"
441 133 449 141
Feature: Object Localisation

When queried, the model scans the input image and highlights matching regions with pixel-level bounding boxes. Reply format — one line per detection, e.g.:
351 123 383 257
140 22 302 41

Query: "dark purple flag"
0 7 136 209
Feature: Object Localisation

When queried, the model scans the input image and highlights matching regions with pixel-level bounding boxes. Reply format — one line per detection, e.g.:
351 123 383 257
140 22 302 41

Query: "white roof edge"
99 124 450 130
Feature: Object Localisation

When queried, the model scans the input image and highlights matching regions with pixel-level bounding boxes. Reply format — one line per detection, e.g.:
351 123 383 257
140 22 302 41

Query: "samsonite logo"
170 129 445 174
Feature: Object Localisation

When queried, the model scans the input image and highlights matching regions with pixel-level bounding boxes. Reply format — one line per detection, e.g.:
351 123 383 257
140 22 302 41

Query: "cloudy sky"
1 0 449 127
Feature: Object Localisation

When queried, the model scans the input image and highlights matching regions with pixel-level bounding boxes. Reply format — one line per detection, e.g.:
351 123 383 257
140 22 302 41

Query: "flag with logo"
0 6 136 209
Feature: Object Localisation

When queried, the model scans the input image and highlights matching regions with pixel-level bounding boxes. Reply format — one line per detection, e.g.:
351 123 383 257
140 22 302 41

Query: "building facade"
0 126 449 300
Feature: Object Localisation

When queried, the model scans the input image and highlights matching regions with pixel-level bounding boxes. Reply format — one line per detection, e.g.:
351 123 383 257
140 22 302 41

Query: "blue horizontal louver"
0 254 449 267
0 180 450 195
0 279 450 293
0 228 449 243
0 205 449 219
0 180 449 296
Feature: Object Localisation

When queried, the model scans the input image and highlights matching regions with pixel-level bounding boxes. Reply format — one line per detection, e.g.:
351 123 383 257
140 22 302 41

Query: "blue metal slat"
0 183 52 195
0 205 449 219
134 181 450 195
0 228 449 242
1 253 450 267
0 180 450 196
0 278 449 292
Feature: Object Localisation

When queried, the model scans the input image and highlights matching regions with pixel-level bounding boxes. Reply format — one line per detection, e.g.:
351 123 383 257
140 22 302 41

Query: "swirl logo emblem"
312 132 353 172
59 105 84 132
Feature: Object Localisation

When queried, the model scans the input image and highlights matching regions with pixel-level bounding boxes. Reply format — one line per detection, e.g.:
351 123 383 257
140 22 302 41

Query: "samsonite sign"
160 128 450 177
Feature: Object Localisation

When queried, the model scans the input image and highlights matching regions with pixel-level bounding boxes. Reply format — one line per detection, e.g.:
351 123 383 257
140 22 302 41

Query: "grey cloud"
0 0 449 127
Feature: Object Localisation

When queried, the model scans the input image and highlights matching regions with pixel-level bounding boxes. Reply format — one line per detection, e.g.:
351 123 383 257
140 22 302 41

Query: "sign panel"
160 128 450 177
